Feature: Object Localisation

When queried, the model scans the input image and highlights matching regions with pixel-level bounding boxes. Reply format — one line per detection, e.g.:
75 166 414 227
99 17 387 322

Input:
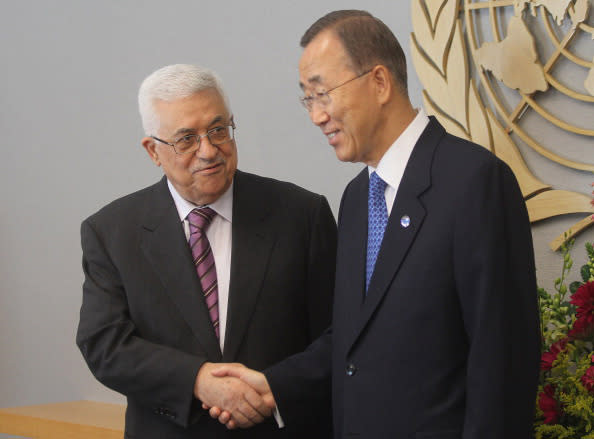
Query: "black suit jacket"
76 170 337 438
266 118 540 439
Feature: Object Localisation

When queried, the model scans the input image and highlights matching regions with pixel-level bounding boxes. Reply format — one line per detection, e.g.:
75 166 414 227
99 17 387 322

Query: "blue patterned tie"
366 172 388 291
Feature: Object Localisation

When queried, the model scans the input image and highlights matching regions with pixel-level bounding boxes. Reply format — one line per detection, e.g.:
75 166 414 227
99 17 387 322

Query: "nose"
195 136 219 160
310 104 329 126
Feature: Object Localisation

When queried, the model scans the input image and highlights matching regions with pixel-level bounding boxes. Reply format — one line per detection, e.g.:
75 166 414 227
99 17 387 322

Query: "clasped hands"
194 362 274 429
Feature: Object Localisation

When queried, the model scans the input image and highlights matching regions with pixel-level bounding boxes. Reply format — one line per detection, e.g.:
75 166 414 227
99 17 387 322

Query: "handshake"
194 362 277 429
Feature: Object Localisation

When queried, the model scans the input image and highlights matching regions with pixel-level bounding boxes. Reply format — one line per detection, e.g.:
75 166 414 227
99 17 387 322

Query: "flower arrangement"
534 237 594 439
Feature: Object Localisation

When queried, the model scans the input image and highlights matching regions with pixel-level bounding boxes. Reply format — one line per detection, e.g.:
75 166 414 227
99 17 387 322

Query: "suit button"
346 363 357 376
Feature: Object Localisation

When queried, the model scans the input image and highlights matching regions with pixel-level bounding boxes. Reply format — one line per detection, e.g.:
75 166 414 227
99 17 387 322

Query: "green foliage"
535 239 594 438
539 240 578 347
535 424 576 439
570 281 582 295
583 265 592 283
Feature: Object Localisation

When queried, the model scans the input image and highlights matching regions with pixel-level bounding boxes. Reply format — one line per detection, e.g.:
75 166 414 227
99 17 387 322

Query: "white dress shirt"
368 108 430 214
168 178 285 427
167 179 233 352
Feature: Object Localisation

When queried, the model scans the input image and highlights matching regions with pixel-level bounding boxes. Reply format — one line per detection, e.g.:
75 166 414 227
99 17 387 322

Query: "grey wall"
0 1 591 407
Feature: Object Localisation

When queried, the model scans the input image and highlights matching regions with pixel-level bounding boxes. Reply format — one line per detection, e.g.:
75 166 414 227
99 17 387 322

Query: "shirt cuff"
273 406 285 428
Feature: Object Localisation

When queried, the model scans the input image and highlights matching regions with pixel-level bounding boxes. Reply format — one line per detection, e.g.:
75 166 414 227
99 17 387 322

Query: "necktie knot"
188 207 216 232
369 172 387 201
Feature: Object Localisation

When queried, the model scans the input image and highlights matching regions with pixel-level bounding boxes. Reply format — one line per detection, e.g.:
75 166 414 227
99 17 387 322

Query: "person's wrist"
194 361 213 399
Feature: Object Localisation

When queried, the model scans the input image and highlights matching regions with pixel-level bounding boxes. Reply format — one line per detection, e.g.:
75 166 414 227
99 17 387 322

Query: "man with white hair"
76 64 336 438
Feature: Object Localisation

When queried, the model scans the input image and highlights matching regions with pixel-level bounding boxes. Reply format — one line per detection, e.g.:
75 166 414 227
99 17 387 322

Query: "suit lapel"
222 171 276 361
346 118 445 354
140 177 222 359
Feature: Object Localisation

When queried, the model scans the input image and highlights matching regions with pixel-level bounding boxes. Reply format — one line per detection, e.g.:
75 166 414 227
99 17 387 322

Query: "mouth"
193 162 224 175
324 130 339 145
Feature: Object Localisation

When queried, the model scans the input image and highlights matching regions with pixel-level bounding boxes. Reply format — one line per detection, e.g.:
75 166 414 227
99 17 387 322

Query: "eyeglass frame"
299 69 372 112
151 120 236 155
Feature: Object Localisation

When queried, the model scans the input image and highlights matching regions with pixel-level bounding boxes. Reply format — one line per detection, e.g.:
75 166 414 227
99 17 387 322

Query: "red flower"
538 384 560 424
541 339 568 370
571 281 594 314
569 313 594 339
582 365 594 393
569 282 594 339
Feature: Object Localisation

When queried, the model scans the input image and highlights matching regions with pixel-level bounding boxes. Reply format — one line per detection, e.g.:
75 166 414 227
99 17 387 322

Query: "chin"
198 182 230 203
334 148 354 163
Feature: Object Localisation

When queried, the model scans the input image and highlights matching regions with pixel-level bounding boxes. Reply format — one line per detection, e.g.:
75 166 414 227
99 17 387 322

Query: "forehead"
299 30 352 89
154 89 229 134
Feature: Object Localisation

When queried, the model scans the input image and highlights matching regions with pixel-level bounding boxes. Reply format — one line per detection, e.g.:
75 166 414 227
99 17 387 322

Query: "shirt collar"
368 108 430 190
167 178 234 223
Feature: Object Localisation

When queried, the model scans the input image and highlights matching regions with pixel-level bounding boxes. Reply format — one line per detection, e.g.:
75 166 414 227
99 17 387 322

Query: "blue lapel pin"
400 215 411 228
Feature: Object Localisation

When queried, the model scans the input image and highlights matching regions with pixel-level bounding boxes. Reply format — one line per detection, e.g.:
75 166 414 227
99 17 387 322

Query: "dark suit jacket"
266 118 541 439
76 170 337 438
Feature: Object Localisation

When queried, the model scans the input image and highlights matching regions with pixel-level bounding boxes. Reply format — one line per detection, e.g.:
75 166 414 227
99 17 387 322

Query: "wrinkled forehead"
298 30 353 90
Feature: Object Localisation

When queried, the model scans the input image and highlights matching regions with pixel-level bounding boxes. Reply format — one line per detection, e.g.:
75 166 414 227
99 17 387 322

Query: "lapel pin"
400 215 411 228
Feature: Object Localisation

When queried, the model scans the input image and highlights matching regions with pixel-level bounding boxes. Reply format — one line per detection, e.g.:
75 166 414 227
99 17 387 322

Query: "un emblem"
411 0 593 250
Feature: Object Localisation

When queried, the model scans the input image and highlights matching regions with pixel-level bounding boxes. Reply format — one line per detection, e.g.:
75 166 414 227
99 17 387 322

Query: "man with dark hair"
300 10 408 94
208 10 540 438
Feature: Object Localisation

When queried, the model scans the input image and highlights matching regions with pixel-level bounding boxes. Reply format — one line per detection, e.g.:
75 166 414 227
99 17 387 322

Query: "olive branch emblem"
410 0 593 250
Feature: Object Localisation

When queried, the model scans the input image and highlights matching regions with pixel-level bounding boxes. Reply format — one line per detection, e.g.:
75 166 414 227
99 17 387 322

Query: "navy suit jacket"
76 170 337 438
266 118 540 439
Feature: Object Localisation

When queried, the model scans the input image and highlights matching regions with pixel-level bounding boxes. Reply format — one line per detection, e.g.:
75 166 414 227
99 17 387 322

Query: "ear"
141 137 162 167
370 65 393 105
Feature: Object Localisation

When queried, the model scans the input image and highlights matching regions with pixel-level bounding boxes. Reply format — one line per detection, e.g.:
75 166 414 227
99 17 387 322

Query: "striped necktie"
187 208 219 338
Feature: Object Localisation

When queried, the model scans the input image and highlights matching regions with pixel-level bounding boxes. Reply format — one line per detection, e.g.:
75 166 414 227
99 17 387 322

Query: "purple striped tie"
187 208 219 339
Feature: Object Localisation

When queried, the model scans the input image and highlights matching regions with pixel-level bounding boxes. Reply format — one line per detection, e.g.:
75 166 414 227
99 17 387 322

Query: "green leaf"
538 287 549 298
570 281 583 295
582 265 591 282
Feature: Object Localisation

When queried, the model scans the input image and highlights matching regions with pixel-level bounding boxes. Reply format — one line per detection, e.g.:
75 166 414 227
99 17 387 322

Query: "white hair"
138 64 231 135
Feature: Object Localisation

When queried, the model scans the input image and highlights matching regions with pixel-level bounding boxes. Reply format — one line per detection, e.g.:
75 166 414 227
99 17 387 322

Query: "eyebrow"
299 75 323 90
207 115 225 127
172 128 196 137
171 115 227 137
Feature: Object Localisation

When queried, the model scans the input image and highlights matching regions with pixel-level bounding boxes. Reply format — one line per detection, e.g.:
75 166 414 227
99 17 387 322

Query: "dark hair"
301 10 408 95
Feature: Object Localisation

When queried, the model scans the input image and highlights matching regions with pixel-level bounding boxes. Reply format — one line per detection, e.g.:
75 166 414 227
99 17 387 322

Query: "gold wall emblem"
411 0 593 250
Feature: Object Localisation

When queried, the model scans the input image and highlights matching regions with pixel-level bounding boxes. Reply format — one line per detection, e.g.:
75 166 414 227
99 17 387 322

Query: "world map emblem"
411 0 593 250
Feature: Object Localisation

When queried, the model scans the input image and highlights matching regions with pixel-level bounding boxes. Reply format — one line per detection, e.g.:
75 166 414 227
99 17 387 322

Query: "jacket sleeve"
263 193 339 429
453 158 540 438
265 327 333 428
76 219 205 428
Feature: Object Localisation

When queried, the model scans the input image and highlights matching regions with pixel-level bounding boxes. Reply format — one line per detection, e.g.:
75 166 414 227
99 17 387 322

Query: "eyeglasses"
151 121 236 155
299 69 372 112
